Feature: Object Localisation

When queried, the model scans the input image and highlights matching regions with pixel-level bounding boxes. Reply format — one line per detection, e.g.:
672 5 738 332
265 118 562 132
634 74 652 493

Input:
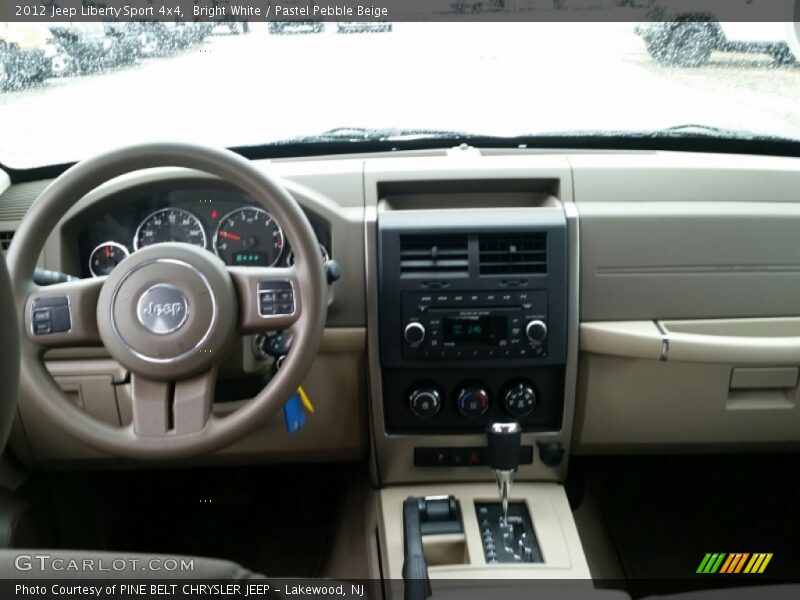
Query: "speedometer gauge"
134 208 207 250
213 207 284 267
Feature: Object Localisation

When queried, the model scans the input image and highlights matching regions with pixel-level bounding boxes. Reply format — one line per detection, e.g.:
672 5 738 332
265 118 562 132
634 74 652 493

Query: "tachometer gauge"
286 243 329 267
89 242 129 277
134 208 207 250
213 207 285 267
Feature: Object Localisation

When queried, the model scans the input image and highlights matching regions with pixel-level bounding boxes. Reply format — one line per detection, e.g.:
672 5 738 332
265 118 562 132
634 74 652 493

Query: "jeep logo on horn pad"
136 284 189 335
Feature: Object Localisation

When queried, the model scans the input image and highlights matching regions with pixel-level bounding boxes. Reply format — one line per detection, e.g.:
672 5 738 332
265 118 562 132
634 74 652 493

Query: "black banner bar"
1 1 799 23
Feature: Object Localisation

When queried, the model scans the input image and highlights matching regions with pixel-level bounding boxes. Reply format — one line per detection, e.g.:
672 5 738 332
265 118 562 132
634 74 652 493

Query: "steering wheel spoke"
131 369 216 437
228 266 301 333
23 277 104 348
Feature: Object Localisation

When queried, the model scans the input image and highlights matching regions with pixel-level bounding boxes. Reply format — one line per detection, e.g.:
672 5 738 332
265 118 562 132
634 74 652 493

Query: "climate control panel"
384 369 563 434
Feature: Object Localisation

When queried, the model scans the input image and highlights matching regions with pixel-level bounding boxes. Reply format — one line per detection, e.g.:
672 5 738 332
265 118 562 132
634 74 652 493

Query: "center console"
364 165 587 589
374 482 591 580
378 208 567 437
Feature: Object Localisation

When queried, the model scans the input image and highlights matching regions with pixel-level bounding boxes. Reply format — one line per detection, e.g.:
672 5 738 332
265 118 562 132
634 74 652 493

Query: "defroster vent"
479 233 547 275
399 234 469 277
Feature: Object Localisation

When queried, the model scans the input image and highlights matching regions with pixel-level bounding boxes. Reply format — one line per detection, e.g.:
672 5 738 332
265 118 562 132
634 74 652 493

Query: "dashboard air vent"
479 233 547 275
0 231 14 251
399 234 469 277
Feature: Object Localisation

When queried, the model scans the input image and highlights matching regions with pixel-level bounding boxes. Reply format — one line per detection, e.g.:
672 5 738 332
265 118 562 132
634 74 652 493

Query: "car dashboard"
1 148 799 481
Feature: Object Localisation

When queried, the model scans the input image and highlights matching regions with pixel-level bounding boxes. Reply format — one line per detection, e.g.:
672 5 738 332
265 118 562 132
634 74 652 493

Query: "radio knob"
404 322 426 344
456 387 490 418
409 388 441 418
525 320 547 343
504 382 537 417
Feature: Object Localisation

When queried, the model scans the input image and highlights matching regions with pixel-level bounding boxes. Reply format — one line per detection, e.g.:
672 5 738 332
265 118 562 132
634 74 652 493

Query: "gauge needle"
218 231 242 241
105 247 111 258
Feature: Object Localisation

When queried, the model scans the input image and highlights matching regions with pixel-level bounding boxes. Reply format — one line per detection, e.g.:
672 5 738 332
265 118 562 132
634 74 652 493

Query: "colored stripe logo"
697 553 773 574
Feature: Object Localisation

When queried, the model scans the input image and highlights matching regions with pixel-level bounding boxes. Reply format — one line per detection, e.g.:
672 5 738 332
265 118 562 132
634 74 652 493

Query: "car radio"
401 290 549 361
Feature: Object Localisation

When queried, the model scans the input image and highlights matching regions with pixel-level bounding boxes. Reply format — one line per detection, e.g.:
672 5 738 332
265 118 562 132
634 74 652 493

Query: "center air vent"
399 234 469 277
479 233 547 275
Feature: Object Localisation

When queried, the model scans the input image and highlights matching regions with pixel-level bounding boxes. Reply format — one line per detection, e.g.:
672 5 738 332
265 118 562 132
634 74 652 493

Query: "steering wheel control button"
258 280 294 316
504 382 537 417
408 387 442 418
456 386 490 418
31 296 71 335
136 284 189 335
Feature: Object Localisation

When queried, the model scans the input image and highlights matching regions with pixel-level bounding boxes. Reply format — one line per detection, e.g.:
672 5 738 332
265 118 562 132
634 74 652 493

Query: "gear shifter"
487 421 522 524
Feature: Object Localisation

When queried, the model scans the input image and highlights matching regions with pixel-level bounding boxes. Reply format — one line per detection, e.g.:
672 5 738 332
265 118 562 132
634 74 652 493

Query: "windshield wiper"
276 127 476 144
518 125 798 144
655 123 770 140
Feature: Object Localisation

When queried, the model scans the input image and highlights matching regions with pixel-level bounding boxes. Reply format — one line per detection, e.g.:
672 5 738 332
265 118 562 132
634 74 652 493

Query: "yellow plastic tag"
298 386 315 414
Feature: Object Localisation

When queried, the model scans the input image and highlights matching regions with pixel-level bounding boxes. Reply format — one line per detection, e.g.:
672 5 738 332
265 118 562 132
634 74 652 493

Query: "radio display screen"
443 316 506 345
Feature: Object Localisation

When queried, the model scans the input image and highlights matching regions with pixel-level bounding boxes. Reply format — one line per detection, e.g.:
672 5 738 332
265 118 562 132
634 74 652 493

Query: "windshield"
0 16 799 168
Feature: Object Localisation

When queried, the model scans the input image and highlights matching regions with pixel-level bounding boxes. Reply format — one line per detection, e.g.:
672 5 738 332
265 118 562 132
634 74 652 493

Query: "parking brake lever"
402 497 432 600
487 421 522 525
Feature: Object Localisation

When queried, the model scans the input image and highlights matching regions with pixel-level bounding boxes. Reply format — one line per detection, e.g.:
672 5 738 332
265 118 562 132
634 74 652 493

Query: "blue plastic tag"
283 392 306 434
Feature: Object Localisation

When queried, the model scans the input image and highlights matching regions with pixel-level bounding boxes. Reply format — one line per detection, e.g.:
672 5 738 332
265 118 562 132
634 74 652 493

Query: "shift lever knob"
487 421 521 524
487 421 522 471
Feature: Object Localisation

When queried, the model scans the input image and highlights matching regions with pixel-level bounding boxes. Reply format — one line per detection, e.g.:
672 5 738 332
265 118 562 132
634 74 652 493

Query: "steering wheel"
0 251 19 452
6 143 327 459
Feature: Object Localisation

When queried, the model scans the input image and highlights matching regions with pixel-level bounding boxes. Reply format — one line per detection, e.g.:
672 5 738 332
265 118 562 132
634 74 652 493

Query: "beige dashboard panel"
14 328 367 465
578 201 800 322
570 151 800 322
575 319 800 452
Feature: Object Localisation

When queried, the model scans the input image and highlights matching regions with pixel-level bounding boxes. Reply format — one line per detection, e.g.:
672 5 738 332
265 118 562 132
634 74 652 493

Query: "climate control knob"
525 319 548 343
504 382 537 417
456 386 490 418
408 388 442 418
404 322 426 345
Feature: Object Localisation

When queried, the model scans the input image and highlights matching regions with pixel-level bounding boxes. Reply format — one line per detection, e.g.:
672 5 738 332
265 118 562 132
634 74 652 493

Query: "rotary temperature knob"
456 386 490 418
504 382 537 417
408 387 442 418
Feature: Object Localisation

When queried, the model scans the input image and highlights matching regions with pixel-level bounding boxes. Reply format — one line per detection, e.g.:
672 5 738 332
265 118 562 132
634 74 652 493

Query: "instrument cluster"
76 187 331 278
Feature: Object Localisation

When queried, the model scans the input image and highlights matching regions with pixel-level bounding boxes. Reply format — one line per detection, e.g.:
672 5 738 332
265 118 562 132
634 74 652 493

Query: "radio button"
404 322 426 344
525 320 548 343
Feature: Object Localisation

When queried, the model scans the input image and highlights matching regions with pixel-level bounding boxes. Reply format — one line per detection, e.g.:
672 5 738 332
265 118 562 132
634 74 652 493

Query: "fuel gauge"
89 242 129 277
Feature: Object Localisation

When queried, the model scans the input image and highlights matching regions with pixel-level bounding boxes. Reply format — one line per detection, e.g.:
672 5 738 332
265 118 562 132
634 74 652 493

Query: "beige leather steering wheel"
7 143 327 459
